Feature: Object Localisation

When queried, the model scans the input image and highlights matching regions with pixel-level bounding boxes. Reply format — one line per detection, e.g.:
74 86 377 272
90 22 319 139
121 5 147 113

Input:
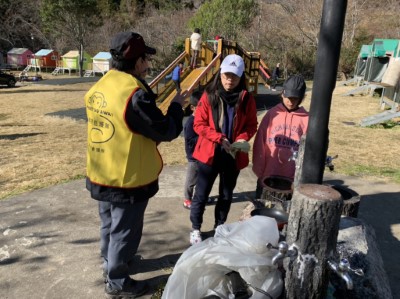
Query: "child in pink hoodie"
252 75 309 198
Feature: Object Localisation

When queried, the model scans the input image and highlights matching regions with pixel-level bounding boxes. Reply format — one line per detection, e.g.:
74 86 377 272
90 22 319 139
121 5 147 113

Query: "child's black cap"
283 75 306 98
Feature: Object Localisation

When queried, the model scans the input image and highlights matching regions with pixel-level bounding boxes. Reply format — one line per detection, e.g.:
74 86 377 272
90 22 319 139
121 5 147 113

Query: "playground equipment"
356 56 400 126
149 38 262 114
258 58 271 87
51 58 72 76
83 52 112 77
342 39 400 99
337 44 371 87
342 39 400 125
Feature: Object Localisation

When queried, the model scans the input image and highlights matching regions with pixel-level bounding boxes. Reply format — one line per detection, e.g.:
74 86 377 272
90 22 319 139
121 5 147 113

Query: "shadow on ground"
46 108 87 121
34 77 100 85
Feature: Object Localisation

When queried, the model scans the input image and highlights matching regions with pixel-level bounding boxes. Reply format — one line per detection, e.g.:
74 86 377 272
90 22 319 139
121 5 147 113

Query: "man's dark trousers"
99 199 149 289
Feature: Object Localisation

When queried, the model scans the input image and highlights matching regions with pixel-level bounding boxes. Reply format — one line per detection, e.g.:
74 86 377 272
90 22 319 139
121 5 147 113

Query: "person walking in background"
252 75 309 198
212 35 223 59
85 31 186 299
190 28 202 69
189 54 258 245
213 35 222 53
271 62 281 90
172 62 183 93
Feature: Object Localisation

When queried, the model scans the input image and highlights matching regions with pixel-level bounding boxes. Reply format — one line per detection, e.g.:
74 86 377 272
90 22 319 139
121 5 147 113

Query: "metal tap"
267 241 298 265
325 154 338 171
328 258 364 290
288 149 298 162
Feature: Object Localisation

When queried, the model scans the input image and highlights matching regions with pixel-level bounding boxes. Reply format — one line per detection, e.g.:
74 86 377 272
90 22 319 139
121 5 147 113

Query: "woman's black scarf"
218 85 241 106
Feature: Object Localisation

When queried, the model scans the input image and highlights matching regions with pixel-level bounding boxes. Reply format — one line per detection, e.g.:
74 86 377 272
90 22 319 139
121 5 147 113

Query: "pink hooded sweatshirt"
252 103 309 182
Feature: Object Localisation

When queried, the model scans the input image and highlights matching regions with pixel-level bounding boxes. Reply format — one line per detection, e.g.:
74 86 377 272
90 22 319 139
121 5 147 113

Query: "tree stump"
260 176 293 212
295 136 361 218
331 185 361 218
284 184 343 299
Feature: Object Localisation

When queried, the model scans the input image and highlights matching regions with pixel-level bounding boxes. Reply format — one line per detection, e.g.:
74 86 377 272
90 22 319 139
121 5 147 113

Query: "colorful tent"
92 52 112 75
354 44 372 77
371 39 400 58
61 50 92 70
7 48 33 67
364 39 400 82
33 49 60 68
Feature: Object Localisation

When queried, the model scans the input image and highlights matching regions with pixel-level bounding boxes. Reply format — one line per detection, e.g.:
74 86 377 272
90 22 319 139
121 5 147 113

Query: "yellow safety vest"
84 69 163 188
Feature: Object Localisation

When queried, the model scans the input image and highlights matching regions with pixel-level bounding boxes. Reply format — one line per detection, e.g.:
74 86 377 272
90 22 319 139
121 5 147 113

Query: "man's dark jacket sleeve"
125 88 183 141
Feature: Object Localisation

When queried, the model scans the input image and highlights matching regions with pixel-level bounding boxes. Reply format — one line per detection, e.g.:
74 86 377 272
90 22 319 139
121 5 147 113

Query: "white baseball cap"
220 54 244 77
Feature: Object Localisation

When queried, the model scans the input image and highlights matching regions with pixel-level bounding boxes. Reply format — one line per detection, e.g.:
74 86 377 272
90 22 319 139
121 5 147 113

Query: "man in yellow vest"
85 31 186 298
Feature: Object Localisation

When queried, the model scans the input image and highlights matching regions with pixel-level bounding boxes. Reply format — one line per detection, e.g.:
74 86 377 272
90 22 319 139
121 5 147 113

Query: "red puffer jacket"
193 90 258 170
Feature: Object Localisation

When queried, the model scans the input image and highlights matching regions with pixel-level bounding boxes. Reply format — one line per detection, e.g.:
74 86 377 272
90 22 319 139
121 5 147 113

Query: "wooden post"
184 38 190 67
284 184 343 299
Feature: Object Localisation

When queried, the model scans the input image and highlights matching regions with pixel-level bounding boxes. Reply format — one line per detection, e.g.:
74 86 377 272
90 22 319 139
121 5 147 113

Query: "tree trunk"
295 136 361 218
331 185 361 218
79 43 84 77
284 184 343 299
341 196 360 218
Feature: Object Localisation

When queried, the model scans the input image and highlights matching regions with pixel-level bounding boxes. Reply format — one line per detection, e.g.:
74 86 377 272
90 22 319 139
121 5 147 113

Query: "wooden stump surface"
284 184 343 299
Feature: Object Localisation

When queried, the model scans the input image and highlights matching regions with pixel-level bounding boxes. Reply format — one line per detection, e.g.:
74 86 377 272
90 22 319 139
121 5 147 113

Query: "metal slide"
157 67 205 113
154 52 222 115
151 38 263 114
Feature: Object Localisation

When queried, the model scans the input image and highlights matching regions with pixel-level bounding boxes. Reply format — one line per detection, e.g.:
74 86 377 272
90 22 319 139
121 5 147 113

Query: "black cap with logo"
110 32 156 61
283 75 307 98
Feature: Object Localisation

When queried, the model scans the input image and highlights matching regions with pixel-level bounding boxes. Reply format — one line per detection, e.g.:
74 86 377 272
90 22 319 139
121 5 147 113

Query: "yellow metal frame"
150 38 261 113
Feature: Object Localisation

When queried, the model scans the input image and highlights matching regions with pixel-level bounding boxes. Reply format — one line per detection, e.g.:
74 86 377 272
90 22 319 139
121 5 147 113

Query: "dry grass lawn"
0 75 399 200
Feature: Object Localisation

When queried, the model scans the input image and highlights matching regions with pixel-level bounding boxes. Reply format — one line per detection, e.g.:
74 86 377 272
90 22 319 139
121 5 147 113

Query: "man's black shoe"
105 279 148 299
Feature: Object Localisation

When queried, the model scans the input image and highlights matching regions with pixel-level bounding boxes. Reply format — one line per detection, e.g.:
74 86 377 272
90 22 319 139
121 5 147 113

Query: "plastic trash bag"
162 216 283 299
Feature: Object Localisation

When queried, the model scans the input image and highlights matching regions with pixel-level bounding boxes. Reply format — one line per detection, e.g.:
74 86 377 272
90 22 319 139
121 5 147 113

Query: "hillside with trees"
0 0 399 78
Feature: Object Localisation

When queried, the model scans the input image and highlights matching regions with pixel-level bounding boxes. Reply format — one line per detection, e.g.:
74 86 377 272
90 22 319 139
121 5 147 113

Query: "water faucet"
288 149 298 162
328 258 364 290
270 242 288 265
267 241 298 265
325 155 338 171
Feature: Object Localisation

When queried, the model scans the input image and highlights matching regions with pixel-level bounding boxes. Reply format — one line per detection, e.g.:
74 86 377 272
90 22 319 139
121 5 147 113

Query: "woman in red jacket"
189 54 258 245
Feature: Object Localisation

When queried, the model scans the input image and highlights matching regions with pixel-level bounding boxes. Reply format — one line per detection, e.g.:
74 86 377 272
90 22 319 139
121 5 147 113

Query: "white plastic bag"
162 216 283 299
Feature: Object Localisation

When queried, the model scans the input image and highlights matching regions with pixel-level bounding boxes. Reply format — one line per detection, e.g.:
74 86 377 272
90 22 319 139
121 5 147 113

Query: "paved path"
0 165 399 298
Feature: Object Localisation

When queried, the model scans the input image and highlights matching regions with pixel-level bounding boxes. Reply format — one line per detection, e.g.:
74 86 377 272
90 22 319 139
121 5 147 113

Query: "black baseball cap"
110 32 156 61
283 75 306 98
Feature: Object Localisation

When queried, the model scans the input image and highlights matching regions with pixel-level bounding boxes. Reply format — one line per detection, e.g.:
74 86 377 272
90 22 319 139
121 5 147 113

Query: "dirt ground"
0 74 399 199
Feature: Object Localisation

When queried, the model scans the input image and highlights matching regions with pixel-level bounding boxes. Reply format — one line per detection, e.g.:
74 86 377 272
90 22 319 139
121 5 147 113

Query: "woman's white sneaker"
190 230 202 245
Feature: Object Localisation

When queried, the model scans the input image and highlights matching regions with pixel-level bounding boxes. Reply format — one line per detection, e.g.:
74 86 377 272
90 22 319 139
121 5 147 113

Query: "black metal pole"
300 0 347 184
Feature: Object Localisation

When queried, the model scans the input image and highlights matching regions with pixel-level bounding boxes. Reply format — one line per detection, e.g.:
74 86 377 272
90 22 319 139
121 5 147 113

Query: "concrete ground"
0 165 399 299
